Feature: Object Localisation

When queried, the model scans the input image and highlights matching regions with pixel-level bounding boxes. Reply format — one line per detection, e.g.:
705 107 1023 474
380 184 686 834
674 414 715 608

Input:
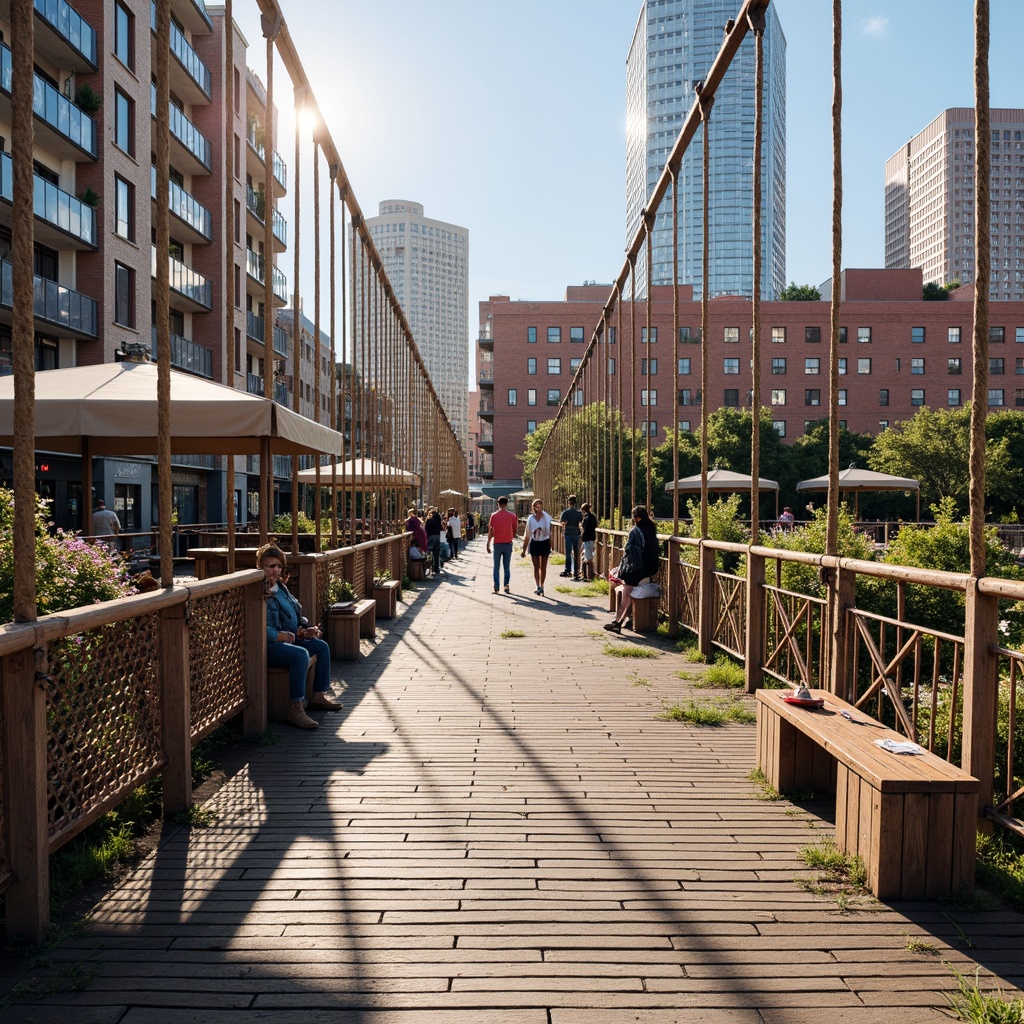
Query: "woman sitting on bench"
604 505 660 634
259 543 342 730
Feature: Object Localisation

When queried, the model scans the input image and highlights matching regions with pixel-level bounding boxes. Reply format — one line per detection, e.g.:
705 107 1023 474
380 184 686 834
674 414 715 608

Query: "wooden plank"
924 791 954 899
873 790 904 901
835 764 851 851
951 789 979 894
899 792 929 900
159 603 192 816
860 780 877 892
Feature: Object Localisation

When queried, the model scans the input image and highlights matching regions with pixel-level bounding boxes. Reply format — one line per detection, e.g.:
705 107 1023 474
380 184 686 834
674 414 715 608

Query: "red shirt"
488 508 518 544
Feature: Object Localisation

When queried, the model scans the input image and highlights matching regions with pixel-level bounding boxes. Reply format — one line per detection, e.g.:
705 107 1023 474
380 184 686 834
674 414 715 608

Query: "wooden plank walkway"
4 538 1024 1022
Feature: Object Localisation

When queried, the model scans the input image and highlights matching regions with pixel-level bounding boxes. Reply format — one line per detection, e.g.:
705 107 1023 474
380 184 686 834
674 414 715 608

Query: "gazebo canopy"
795 467 920 520
664 468 780 493
296 459 419 488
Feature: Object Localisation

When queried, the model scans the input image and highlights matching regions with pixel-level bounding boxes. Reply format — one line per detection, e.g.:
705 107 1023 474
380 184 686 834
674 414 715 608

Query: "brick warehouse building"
477 270 1024 492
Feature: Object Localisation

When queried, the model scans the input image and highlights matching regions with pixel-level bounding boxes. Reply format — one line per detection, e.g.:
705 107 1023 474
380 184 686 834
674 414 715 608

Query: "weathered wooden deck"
3 538 1024 1022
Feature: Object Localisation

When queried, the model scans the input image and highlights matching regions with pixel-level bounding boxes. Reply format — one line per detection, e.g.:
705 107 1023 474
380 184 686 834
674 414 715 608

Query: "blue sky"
235 1 1018 346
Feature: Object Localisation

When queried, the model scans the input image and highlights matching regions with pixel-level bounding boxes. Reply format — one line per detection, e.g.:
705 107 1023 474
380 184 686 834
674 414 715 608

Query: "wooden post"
697 541 716 659
962 579 1000 816
744 545 765 693
667 538 681 639
1 642 49 942
242 579 268 739
160 601 192 815
829 563 858 701
294 557 316 625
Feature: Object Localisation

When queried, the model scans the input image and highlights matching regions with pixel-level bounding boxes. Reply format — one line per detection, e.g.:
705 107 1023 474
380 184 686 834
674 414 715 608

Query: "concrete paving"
3 537 1024 1022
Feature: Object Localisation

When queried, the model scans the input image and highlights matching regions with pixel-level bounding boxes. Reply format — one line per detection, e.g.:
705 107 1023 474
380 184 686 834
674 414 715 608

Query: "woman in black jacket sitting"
604 505 660 633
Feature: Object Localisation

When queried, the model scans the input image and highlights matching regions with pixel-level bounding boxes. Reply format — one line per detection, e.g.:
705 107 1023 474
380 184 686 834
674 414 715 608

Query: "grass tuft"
500 628 526 639
976 828 1024 914
603 643 659 659
749 767 783 801
677 642 706 662
703 655 746 689
946 965 1024 1023
905 938 940 956
174 806 219 829
628 671 652 688
661 697 755 726
799 837 868 891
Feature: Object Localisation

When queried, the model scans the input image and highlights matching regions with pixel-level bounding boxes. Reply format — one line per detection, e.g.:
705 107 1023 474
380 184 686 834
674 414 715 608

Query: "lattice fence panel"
352 555 366 602
0 695 9 889
46 616 163 846
190 588 247 739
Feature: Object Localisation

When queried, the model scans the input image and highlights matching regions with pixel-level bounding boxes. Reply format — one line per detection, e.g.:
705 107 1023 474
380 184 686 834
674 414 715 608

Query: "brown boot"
309 691 343 712
287 703 319 729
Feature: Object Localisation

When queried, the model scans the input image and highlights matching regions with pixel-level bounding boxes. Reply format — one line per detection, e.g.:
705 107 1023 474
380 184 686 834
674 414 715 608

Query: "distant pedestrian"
425 507 443 574
487 495 519 594
405 507 428 557
446 508 463 560
580 501 598 581
779 506 795 530
559 494 584 579
522 498 553 596
604 505 660 633
92 498 121 538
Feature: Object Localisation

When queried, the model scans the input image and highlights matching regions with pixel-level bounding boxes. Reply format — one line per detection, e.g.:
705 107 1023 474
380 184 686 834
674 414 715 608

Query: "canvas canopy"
295 459 419 488
664 468 780 493
796 466 920 520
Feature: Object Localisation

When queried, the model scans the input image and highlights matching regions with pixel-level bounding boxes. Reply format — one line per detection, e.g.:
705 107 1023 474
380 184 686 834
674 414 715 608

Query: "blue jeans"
564 534 580 575
492 542 513 589
267 636 331 701
427 535 441 573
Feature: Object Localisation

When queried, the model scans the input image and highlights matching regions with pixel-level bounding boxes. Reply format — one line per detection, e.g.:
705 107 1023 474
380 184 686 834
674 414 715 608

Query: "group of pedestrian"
406 506 469 576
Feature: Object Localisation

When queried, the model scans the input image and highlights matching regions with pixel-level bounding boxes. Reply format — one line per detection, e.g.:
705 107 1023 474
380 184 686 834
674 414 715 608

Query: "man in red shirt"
486 495 519 594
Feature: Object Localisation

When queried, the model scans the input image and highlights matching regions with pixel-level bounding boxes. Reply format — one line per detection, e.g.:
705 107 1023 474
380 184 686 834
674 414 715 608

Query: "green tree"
983 410 1024 521
517 418 555 485
779 282 822 301
922 279 960 300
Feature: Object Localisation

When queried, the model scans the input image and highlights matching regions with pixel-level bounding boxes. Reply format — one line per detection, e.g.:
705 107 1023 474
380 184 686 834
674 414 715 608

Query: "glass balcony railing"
245 120 287 190
478 393 494 414
246 248 287 303
0 260 98 337
151 326 213 378
246 372 264 396
245 185 287 245
151 165 211 240
151 83 211 170
0 152 97 246
151 245 212 308
478 357 494 383
151 1 212 98
0 43 96 157
34 0 97 67
186 0 212 32
246 309 288 356
274 383 290 406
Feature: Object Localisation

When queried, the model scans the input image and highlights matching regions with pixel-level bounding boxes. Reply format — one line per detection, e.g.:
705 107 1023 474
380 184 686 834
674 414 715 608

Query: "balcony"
245 184 287 250
0 43 96 160
478 393 494 417
151 166 211 245
151 1 212 104
245 118 288 194
151 326 213 379
151 245 212 311
478 453 493 478
0 152 96 250
0 260 97 339
30 0 98 71
151 83 212 175
478 330 493 350
478 355 494 387
246 247 287 304
246 372 264 396
246 310 288 357
171 0 212 36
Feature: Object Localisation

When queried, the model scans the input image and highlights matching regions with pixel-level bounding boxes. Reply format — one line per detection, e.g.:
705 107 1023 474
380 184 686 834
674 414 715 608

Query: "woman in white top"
521 498 553 596
446 508 463 560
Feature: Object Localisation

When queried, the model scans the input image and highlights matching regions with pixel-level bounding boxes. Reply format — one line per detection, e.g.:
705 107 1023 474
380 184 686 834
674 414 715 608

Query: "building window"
606 326 616 345
547 357 561 375
858 358 872 374
724 327 739 343
805 358 820 375
804 326 820 344
114 1 134 70
911 389 925 406
771 389 786 406
723 358 740 375
879 389 889 406
724 389 739 407
526 420 537 433
573 389 584 406
805 389 821 406
838 357 847 375
608 357 615 375
771 357 786 374
990 357 1005 375
640 420 658 437
948 357 962 374
679 389 701 406
949 389 962 406
912 326 925 344
114 176 134 241
990 326 1006 344
641 389 657 407
527 389 536 406
641 326 657 344
570 326 584 343
546 388 560 406
677 357 691 375
679 420 691 432
838 388 847 406
773 420 786 437
839 327 847 343
547 327 560 344
1016 358 1024 375
114 262 134 327
1016 327 1024 345
772 326 786 343
507 388 517 406
857 327 871 344
1016 390 1024 407
989 389 1005 406
949 326 962 344
570 358 581 373
911 357 925 374
114 88 134 156
527 326 537 343
641 358 657 375
679 326 697 343
527 357 536 375
879 420 889 430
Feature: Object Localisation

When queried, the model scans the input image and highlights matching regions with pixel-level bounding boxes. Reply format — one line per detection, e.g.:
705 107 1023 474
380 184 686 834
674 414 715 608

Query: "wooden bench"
755 688 978 900
407 558 425 581
609 585 659 632
267 654 317 723
325 599 377 660
373 579 401 619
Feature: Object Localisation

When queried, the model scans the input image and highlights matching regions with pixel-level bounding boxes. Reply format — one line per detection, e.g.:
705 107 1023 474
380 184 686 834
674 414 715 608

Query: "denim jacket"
265 585 305 644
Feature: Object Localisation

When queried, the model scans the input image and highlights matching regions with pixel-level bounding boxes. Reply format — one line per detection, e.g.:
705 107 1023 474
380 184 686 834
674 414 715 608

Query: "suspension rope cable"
671 167 680 536
699 89 712 540
750 9 765 538
826 0 843 556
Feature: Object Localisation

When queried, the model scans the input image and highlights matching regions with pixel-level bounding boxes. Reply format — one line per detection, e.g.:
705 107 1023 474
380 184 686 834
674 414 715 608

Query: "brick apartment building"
477 270 1024 492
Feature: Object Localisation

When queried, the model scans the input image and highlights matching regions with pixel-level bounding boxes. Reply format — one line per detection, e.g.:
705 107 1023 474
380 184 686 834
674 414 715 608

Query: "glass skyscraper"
626 0 786 299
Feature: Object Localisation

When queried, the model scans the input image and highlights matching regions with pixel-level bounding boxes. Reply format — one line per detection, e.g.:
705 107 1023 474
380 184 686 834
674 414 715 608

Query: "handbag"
608 563 623 585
